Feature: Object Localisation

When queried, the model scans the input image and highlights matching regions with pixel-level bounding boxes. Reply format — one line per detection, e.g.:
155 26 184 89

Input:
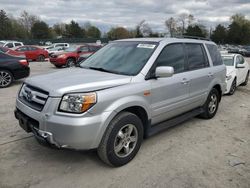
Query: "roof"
116 37 215 44
221 53 237 57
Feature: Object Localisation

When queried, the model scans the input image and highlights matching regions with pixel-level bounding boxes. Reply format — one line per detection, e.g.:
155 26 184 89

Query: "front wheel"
229 79 236 95
97 112 143 167
0 70 13 88
199 88 220 119
37 55 45 62
66 58 76 67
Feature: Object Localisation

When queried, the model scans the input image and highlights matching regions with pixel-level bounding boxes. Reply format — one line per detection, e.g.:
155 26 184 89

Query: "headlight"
59 93 96 113
226 75 232 81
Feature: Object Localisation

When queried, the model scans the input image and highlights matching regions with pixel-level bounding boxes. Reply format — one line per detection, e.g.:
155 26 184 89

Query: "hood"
226 66 235 75
25 68 132 97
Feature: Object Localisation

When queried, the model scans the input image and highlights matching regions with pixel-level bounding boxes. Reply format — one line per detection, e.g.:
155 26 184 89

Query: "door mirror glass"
155 66 174 78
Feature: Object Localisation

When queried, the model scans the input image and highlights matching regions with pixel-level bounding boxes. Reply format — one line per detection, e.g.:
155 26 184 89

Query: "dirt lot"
0 60 250 188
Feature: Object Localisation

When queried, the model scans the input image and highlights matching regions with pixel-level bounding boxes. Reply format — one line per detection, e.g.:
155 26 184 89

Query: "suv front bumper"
15 97 113 150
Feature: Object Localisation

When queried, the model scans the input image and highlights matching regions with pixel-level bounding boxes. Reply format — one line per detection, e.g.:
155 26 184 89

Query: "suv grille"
19 84 49 111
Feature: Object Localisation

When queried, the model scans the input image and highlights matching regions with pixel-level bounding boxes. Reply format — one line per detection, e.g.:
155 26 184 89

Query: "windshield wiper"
87 67 117 74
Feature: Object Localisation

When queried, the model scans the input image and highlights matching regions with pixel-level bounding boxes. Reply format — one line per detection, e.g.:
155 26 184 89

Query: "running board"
146 107 204 137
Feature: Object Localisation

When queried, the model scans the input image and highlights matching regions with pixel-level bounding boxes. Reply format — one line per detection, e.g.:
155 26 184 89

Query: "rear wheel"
229 79 237 95
199 88 220 119
37 55 45 62
97 112 143 167
66 58 76 67
241 71 249 86
0 70 13 88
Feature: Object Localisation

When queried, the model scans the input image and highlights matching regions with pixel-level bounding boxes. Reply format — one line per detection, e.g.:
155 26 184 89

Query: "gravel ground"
0 60 249 188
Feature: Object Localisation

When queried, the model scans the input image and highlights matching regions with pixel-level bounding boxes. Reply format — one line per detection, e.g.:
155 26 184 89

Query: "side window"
79 46 89 52
5 43 14 48
16 47 27 51
236 56 242 65
155 43 186 74
29 47 37 51
239 56 244 64
186 43 208 70
15 43 22 47
206 44 223 66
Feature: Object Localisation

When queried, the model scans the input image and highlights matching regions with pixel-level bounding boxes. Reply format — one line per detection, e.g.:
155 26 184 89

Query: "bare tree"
178 13 195 35
19 11 38 34
165 17 176 37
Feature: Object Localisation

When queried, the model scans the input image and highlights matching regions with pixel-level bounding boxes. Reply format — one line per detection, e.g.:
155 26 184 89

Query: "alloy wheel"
114 124 138 158
208 94 217 114
0 70 12 88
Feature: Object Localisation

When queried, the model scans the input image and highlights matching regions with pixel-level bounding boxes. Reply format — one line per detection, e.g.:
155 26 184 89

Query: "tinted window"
206 44 223 66
6 43 14 48
238 55 244 64
15 43 22 47
186 43 208 70
79 46 89 52
89 46 101 52
29 47 38 51
16 47 28 51
155 43 186 74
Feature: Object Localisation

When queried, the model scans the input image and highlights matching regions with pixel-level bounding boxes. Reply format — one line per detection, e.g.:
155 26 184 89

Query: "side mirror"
155 66 174 78
236 64 245 69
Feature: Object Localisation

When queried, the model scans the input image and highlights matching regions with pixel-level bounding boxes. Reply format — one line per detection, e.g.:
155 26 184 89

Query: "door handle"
181 78 190 84
208 72 214 77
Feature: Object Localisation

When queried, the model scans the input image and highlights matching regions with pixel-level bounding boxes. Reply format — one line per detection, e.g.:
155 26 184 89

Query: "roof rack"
174 35 211 41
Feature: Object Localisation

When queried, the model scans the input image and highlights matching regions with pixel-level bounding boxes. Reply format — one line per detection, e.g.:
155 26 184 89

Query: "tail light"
19 59 29 67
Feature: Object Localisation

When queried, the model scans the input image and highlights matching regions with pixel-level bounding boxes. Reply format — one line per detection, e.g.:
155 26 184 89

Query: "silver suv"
15 38 226 166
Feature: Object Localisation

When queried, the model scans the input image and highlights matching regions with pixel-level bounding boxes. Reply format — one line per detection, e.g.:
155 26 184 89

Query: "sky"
1 0 250 33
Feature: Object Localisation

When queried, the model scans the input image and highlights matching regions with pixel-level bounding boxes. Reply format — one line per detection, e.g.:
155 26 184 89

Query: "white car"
0 40 23 48
221 54 249 95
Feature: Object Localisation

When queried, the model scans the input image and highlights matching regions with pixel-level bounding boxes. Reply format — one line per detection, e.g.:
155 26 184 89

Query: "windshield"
222 56 234 66
80 41 158 76
65 46 78 52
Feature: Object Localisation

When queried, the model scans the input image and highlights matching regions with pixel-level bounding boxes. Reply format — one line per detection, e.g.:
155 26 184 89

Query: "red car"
0 46 26 58
15 45 49 61
49 45 101 68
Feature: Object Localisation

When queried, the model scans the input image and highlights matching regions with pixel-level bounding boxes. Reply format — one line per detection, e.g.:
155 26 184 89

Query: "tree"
86 26 101 38
0 9 13 39
135 20 152 37
107 27 130 39
19 11 38 37
211 24 227 44
184 24 207 37
31 21 50 39
65 20 85 38
10 18 28 39
178 13 195 35
165 17 177 37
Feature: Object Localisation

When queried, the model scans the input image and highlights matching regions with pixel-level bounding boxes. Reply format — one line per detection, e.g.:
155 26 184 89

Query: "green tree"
86 26 101 38
211 24 227 44
65 20 84 38
107 27 130 39
19 11 38 38
10 18 28 39
184 24 207 38
31 21 50 39
0 9 13 39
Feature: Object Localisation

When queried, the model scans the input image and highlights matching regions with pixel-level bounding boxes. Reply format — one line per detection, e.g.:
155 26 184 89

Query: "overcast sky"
1 0 250 33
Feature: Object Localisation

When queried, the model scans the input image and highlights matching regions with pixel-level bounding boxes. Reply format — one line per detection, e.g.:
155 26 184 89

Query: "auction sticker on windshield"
137 44 156 49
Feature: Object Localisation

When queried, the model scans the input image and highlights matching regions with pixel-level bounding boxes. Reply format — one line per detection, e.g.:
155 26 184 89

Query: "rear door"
150 43 191 124
236 55 248 84
185 43 211 109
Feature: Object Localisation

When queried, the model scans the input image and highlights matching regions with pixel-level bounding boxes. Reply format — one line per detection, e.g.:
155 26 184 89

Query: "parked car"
49 44 101 68
15 46 49 61
44 43 69 50
0 46 26 59
15 38 226 166
239 46 250 57
0 52 29 88
47 46 66 57
0 40 23 49
221 53 249 95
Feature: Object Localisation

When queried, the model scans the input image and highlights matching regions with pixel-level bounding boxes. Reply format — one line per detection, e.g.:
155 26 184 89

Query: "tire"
0 70 13 88
66 58 76 67
37 55 45 62
241 71 249 86
229 79 237 95
199 88 220 119
97 112 143 167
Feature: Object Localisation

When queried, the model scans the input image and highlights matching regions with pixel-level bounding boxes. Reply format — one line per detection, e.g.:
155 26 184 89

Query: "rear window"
5 43 14 48
206 44 223 66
